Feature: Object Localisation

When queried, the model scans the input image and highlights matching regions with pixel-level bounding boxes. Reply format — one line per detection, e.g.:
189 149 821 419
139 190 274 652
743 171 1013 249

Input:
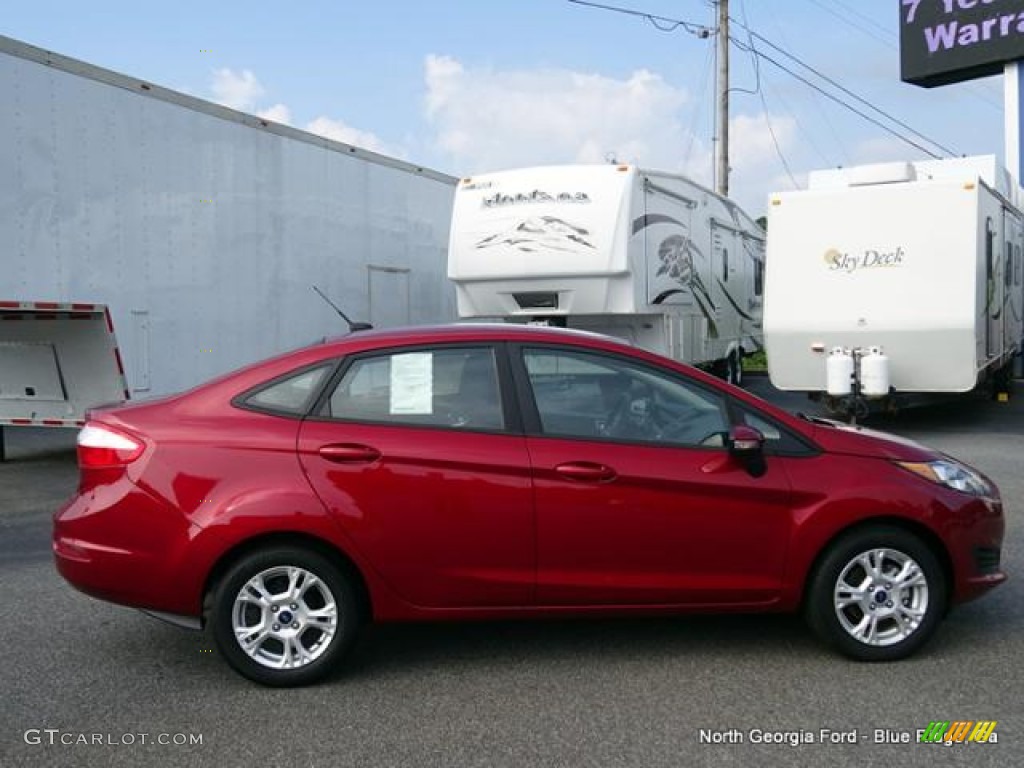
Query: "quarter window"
324 347 504 431
523 348 727 447
242 364 332 416
734 407 810 455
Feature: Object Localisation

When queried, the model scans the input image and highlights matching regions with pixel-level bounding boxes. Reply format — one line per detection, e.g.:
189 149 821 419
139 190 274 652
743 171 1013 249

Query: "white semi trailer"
448 164 765 382
765 156 1023 415
0 34 457 457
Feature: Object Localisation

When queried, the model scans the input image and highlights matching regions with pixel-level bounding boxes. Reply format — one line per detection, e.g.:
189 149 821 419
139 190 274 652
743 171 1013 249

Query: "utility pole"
715 0 730 197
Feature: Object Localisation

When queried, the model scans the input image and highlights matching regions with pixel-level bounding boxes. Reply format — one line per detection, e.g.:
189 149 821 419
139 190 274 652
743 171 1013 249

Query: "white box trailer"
448 164 765 382
0 301 128 425
0 34 457 456
765 156 1023 414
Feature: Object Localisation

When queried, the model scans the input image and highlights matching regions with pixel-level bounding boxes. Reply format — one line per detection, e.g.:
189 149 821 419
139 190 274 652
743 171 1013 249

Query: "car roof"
320 322 633 351
182 322 639 399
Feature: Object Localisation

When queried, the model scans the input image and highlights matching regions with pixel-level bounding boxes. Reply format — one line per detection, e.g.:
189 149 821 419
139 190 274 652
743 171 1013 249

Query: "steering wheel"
599 392 631 438
443 409 471 428
650 401 696 440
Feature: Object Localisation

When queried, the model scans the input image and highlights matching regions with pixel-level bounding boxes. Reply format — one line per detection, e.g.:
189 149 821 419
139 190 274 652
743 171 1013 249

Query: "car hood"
807 418 939 462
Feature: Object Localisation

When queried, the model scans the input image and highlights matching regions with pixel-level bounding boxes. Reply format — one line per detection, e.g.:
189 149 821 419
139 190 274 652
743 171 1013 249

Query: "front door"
516 345 794 606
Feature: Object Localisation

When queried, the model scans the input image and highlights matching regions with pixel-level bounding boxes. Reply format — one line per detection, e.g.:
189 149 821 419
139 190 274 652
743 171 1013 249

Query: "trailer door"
985 215 1004 359
1003 209 1023 357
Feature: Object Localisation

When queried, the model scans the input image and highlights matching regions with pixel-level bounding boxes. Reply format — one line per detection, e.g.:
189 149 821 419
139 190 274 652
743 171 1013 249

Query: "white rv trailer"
0 34 457 457
765 155 1023 413
448 164 765 381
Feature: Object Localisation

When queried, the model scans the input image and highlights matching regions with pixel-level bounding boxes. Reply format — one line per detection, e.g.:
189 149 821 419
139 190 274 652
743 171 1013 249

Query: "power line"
806 0 895 46
739 0 799 187
806 0 1000 112
761 2 852 164
821 0 896 42
729 35 945 159
566 0 714 37
730 20 960 157
684 43 715 170
566 0 961 161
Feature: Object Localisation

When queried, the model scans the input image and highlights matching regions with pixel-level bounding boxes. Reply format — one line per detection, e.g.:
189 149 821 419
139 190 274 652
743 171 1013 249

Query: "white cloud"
423 54 690 172
305 116 395 155
206 69 392 153
726 111 803 212
257 103 292 124
421 54 806 216
210 68 264 111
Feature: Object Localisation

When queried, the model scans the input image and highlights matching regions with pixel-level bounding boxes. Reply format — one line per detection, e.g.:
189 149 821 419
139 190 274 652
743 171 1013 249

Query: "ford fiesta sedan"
54 324 1005 686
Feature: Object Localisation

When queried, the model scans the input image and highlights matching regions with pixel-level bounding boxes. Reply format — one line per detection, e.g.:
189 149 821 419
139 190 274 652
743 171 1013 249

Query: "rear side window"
241 364 333 416
323 347 505 431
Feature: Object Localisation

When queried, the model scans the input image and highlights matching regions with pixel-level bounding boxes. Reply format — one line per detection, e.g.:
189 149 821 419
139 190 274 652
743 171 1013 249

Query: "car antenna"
311 285 373 333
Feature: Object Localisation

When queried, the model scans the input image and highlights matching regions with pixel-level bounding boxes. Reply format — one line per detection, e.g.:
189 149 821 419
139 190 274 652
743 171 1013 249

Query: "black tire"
727 351 744 387
805 525 946 661
211 546 360 686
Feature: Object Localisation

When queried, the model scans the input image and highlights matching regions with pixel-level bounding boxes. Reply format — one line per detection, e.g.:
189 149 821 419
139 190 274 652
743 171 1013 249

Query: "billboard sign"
900 0 1024 87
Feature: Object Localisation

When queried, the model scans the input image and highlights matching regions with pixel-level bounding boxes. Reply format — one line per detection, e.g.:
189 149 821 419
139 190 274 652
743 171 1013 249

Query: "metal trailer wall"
0 34 457 399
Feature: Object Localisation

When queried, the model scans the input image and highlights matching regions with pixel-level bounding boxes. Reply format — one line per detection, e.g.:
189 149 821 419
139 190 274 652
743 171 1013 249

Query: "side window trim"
306 342 523 435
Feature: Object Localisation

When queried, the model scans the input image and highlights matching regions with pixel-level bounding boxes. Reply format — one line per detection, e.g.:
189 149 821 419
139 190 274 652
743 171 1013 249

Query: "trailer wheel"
211 546 361 686
805 525 945 661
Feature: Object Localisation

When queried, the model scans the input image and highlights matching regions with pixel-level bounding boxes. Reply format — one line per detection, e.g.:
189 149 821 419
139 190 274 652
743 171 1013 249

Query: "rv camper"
448 164 765 383
764 156 1023 414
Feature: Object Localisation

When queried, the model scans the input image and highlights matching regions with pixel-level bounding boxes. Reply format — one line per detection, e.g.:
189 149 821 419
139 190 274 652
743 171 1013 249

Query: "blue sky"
0 0 1008 215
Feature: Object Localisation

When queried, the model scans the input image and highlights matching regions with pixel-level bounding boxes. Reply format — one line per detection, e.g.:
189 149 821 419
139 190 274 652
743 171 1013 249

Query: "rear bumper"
53 480 203 617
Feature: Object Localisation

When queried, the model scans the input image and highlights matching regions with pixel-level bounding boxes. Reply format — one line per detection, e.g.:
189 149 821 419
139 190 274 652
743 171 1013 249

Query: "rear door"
297 343 535 608
514 344 794 606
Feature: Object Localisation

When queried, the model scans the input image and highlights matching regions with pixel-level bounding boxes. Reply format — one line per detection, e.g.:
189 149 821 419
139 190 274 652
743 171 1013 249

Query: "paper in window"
389 352 433 414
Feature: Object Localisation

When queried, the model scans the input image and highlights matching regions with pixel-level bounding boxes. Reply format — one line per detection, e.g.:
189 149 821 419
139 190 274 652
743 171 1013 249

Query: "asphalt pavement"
1 379 1021 768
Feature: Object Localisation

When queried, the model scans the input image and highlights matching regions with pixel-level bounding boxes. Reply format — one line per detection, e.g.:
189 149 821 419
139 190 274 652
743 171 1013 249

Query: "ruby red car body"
53 323 1005 680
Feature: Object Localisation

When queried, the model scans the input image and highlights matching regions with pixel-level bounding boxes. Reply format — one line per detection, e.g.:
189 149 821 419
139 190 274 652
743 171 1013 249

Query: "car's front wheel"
211 546 360 686
806 526 946 661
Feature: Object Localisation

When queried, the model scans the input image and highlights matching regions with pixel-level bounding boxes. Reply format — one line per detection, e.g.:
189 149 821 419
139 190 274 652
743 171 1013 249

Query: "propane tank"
826 347 854 396
860 346 890 398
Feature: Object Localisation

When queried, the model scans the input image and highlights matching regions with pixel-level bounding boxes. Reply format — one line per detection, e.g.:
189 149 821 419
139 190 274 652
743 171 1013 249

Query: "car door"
514 344 795 607
297 343 535 608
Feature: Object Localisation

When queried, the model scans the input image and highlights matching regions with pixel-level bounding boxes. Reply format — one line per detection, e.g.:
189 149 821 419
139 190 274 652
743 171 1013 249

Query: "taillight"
77 423 145 468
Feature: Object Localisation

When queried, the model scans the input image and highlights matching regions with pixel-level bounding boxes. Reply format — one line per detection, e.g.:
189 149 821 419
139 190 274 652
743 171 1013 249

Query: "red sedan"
54 324 1005 686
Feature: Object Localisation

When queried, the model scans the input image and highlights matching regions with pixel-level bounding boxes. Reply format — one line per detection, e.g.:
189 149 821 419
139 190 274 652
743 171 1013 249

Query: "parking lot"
1 377 1021 768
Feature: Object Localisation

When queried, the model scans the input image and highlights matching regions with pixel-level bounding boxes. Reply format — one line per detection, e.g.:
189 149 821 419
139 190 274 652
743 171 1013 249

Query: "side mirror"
728 424 766 476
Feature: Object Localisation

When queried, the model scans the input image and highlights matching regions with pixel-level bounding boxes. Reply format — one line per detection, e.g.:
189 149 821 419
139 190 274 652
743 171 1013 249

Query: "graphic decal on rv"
652 234 719 338
474 217 595 254
715 278 756 322
631 213 685 235
825 247 905 273
482 190 591 208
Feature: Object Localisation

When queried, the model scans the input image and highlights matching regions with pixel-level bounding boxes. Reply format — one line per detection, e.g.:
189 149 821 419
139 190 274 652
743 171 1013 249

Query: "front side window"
523 348 727 447
324 346 504 431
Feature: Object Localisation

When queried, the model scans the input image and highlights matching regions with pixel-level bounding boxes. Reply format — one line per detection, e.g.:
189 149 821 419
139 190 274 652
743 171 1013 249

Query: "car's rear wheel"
211 546 359 686
806 526 946 661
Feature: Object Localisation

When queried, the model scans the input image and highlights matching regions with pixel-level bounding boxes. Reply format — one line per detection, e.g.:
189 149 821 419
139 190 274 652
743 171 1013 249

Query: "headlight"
896 459 992 497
